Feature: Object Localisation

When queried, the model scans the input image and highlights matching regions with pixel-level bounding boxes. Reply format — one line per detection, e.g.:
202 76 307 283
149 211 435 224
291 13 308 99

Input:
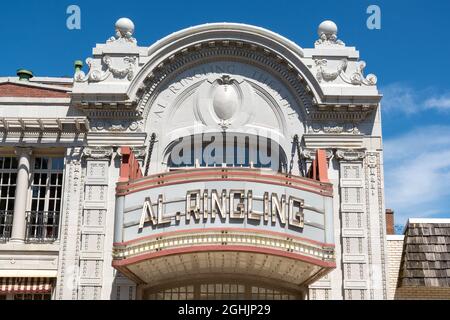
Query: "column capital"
335 148 366 162
14 147 33 157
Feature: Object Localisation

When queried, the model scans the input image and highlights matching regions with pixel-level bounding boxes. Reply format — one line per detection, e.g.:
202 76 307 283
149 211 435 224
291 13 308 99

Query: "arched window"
167 133 287 172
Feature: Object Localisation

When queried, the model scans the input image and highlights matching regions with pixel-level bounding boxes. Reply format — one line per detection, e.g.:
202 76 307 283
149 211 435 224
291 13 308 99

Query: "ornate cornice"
0 117 89 133
335 149 366 162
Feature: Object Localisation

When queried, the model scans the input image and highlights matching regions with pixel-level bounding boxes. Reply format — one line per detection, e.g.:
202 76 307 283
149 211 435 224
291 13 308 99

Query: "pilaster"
76 146 113 299
55 147 83 299
335 149 368 299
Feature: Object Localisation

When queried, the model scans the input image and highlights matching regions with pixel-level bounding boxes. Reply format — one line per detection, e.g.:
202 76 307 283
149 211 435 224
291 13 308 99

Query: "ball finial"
115 17 135 37
317 20 338 38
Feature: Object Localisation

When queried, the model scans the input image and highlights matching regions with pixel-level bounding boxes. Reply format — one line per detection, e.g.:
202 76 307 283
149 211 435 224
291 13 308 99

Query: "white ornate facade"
0 18 387 300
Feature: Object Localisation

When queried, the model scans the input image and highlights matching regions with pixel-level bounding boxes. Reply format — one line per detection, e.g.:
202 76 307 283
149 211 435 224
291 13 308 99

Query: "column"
10 147 32 243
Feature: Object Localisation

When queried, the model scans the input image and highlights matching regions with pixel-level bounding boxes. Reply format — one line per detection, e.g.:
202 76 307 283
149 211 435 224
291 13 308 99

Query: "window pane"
41 158 48 170
4 158 10 169
34 158 41 170
11 157 18 169
51 158 64 170
49 186 56 198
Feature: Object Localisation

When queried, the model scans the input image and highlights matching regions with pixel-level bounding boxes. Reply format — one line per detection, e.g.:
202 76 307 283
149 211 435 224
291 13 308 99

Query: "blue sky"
1 0 449 227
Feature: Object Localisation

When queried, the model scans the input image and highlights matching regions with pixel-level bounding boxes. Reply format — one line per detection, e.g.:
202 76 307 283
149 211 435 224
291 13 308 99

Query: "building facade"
0 18 388 300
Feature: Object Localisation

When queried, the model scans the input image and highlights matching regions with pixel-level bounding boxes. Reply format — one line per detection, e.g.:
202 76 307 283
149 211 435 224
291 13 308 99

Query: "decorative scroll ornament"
314 59 377 86
74 56 137 83
340 61 377 86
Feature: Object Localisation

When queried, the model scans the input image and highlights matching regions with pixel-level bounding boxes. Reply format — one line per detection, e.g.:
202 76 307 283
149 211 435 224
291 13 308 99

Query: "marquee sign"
115 168 334 245
138 189 305 229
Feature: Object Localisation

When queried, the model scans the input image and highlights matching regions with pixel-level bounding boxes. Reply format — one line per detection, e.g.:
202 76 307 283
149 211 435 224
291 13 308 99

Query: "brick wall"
394 287 450 300
386 235 404 300
0 83 69 98
385 209 394 235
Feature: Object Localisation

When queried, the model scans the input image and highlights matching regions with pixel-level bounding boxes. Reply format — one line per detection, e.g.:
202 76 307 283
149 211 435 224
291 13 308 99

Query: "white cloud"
380 83 420 114
384 126 450 225
425 95 450 111
380 83 450 114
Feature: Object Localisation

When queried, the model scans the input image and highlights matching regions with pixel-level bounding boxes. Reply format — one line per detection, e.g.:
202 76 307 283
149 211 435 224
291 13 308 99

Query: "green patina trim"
16 69 33 81
74 60 83 71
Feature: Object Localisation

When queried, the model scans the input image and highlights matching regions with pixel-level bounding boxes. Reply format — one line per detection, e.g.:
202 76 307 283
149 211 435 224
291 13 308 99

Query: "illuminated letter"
139 197 157 229
271 193 286 224
229 189 246 219
203 190 209 219
263 192 270 222
186 190 201 221
289 196 304 228
211 189 227 219
247 190 262 221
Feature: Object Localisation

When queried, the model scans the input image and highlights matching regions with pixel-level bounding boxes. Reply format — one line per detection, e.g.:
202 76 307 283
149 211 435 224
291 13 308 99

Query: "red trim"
120 169 329 189
119 168 331 189
316 149 329 183
119 147 143 182
113 227 335 248
116 169 333 197
117 177 332 197
112 245 336 269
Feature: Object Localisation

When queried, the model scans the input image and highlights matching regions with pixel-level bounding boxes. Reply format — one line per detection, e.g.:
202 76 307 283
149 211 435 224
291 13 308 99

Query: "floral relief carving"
307 122 361 134
314 58 377 86
74 56 137 83
90 120 142 132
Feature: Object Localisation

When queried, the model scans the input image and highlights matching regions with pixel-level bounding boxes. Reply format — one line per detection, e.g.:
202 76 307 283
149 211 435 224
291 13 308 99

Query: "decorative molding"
314 59 377 86
307 122 360 134
315 33 345 47
335 149 366 162
341 61 377 86
301 148 333 160
74 56 137 83
315 59 347 82
364 154 374 299
82 146 114 160
90 119 142 133
135 42 315 122
106 23 137 45
0 117 89 133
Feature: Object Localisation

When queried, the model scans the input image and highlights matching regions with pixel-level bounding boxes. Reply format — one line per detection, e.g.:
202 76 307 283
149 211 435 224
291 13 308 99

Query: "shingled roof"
398 219 450 287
